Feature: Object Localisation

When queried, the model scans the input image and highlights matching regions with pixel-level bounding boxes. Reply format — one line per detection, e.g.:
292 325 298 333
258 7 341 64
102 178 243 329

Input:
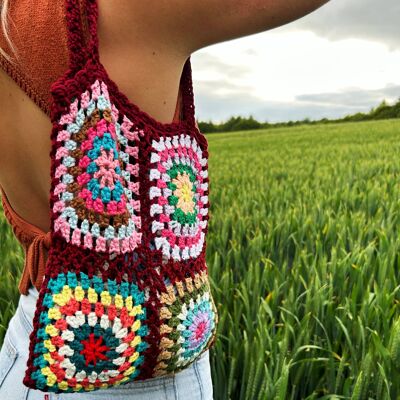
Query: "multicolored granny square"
149 134 209 261
154 270 218 376
29 272 149 392
53 79 142 254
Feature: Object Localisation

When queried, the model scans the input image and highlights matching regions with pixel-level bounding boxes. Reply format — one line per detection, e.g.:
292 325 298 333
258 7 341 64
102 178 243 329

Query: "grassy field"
1 119 400 399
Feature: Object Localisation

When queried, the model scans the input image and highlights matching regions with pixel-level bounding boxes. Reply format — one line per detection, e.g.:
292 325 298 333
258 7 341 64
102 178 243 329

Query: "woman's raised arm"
173 0 331 53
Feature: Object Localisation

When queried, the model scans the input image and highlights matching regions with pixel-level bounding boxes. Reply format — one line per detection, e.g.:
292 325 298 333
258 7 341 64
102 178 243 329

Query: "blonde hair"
0 0 19 65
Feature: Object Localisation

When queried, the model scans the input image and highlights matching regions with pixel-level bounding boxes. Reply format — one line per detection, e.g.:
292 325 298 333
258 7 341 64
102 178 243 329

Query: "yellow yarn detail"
44 339 56 352
62 285 72 298
45 324 59 337
73 384 83 391
41 367 57 386
86 384 95 391
88 287 98 303
125 296 133 311
74 286 85 301
128 351 139 363
129 305 142 317
131 319 141 332
123 366 135 376
100 291 111 306
46 374 57 386
114 294 123 309
100 383 108 389
130 335 141 348
48 307 62 320
43 353 55 365
58 381 69 391
121 376 130 383
41 366 51 376
52 285 73 306
52 293 64 306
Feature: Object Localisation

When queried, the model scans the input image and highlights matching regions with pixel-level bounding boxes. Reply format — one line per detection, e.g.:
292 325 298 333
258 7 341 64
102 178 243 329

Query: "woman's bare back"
0 0 329 233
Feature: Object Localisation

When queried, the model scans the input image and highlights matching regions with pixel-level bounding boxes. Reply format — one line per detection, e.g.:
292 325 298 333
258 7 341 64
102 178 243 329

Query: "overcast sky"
191 0 400 123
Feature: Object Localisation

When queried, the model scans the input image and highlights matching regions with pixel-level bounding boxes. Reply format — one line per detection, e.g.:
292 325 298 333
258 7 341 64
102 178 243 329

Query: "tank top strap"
65 0 100 73
64 0 197 129
180 55 197 129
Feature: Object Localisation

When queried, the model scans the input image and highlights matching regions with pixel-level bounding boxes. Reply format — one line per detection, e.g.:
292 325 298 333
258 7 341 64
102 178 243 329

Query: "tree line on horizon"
196 98 400 133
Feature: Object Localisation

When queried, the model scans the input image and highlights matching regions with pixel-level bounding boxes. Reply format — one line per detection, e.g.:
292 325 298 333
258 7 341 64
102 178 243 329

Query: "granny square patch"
29 272 149 392
149 134 209 261
53 79 142 254
153 270 218 376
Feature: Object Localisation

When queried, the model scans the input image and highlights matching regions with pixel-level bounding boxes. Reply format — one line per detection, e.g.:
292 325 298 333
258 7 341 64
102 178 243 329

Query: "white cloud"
283 0 400 50
191 26 400 123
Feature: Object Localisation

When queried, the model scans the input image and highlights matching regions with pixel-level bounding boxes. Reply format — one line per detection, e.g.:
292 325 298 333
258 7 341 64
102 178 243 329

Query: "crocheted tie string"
0 185 51 293
25 229 51 290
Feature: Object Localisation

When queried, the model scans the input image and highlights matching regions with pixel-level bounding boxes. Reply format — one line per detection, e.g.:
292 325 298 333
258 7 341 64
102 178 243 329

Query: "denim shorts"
0 285 214 400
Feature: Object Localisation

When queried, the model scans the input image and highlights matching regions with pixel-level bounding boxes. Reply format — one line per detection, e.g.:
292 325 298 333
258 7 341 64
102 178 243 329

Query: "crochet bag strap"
67 0 99 73
66 0 197 128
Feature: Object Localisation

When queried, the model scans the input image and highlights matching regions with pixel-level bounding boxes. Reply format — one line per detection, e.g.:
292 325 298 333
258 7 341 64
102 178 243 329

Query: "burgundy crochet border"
22 0 212 391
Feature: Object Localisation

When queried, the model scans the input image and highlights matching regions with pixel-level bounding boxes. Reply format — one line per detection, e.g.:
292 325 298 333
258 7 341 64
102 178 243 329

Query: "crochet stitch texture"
22 0 218 393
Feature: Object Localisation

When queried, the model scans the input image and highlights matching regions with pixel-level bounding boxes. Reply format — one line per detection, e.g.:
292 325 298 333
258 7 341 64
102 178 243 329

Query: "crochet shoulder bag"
23 0 218 393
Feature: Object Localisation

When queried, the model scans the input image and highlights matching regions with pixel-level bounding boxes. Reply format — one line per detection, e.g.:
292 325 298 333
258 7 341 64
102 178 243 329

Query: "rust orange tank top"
0 0 183 296
0 185 51 295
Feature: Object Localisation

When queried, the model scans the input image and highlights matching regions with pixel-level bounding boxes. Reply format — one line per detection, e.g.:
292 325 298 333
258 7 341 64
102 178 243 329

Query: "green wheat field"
2 119 400 399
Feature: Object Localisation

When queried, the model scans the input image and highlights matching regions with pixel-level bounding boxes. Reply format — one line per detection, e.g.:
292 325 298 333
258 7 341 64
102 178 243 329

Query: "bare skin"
0 0 329 233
